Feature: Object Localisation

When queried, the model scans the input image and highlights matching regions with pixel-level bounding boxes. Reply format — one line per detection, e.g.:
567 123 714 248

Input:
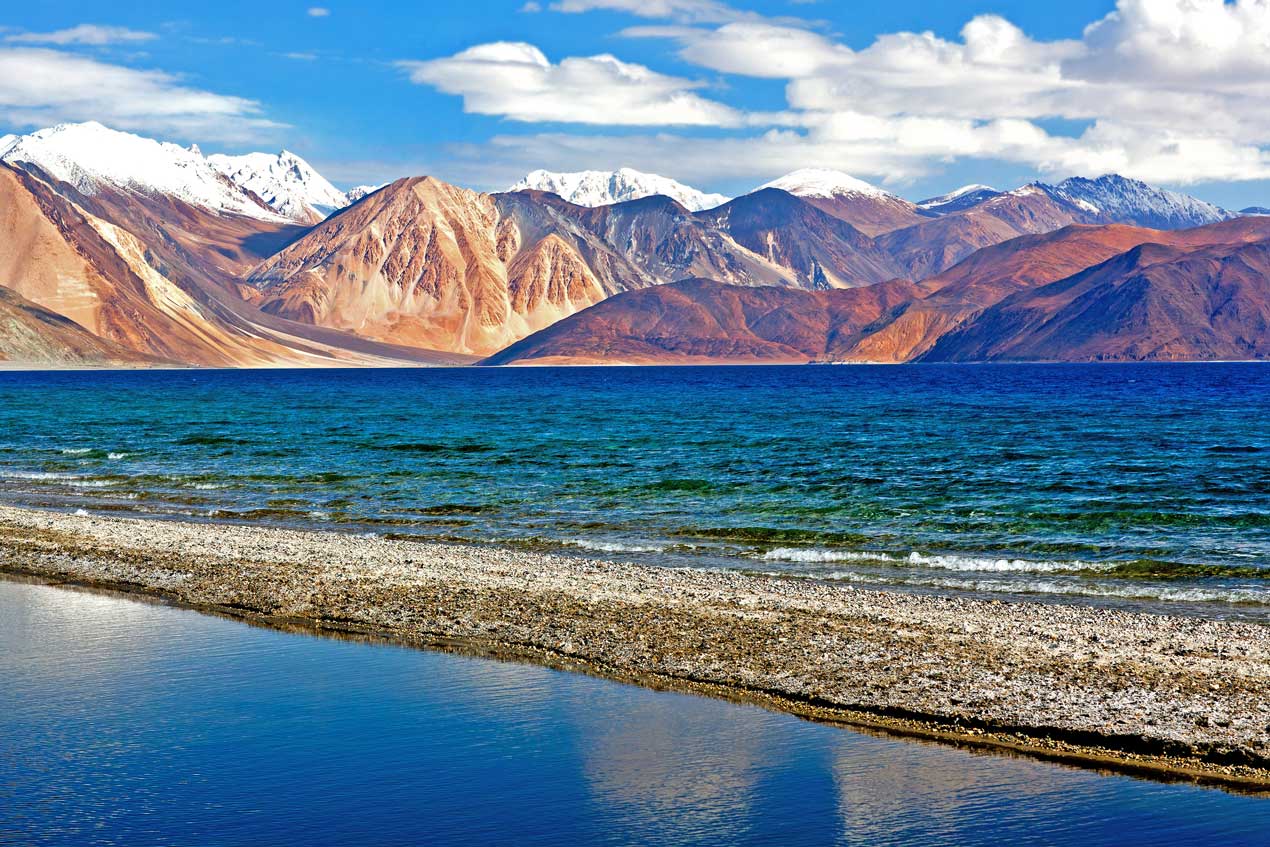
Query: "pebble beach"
1 504 1266 790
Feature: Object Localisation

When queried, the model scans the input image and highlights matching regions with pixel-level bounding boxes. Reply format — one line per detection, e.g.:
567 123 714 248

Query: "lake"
1 579 1266 846
0 364 1266 619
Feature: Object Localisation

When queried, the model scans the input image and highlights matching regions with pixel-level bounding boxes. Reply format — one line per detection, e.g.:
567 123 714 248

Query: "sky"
2 1 1270 209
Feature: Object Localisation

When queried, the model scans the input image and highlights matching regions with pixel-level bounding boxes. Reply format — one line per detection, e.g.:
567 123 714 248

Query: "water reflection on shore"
2 579 1266 847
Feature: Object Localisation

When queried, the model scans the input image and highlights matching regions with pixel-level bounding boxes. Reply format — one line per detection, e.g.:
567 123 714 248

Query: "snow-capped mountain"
755 169 927 236
208 150 349 223
0 122 284 221
917 184 1001 214
345 184 385 204
508 168 729 212
1036 175 1235 230
758 169 893 200
1240 206 1270 216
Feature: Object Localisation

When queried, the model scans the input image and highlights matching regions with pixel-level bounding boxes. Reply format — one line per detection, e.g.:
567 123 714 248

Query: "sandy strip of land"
0 504 1266 789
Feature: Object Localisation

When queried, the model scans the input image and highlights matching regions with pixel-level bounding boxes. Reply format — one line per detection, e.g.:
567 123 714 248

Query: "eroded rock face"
252 178 518 355
250 179 646 355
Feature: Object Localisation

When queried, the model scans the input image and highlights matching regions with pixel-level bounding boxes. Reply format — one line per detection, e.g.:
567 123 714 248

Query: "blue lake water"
0 364 1266 618
1 579 1266 847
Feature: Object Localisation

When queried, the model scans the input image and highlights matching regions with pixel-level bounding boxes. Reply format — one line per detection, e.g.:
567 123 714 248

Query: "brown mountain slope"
0 286 157 366
797 193 929 237
877 187 1092 279
832 217 1270 363
695 189 904 287
482 277 921 365
248 177 609 356
923 239 1270 362
495 188 904 292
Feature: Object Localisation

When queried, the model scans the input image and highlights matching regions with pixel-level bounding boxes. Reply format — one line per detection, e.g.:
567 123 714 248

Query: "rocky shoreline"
1 504 1266 791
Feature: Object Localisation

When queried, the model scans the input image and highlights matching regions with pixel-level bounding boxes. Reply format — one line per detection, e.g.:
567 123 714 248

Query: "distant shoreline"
1 504 1267 792
1 358 1268 373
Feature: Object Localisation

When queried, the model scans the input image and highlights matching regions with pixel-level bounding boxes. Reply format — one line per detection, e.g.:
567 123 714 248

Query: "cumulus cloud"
611 0 1270 184
4 24 157 45
0 47 282 144
398 42 742 126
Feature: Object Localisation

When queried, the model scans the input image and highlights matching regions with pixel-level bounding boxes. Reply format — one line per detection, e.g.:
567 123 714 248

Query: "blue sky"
3 1 1270 209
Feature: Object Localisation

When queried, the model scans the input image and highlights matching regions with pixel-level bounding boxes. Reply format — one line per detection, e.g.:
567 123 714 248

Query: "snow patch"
758 168 891 200
508 167 729 211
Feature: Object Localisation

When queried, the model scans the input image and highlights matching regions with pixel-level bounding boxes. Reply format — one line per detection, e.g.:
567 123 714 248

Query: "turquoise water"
0 364 1266 618
2 579 1266 846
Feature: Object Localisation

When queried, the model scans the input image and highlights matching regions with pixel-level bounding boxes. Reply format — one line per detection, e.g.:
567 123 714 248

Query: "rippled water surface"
0 364 1266 617
1 580 1266 846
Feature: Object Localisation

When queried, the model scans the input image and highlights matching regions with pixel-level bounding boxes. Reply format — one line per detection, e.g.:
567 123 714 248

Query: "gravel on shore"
1 504 1266 790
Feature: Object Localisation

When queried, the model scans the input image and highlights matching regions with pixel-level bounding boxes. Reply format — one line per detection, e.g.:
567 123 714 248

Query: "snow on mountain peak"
1038 174 1235 229
508 168 729 211
758 169 891 200
345 184 386 204
208 149 348 222
917 184 999 210
0 122 285 221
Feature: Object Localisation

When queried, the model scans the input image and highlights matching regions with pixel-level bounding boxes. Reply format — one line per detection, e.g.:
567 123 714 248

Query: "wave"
762 548 899 563
61 448 93 455
759 547 1109 573
903 551 1115 573
565 539 668 554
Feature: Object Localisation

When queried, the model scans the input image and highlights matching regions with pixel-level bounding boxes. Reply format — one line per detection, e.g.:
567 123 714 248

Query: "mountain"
248 177 610 356
917 184 1001 214
0 156 461 368
508 168 729 212
1036 175 1235 230
483 277 921 365
208 150 348 223
756 169 926 236
0 122 283 222
488 216 1270 365
924 238 1270 362
1241 206 1270 216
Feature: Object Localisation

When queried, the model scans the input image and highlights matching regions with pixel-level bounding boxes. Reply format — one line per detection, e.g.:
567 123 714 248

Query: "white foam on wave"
904 552 1114 573
759 547 1107 573
565 539 667 554
762 548 898 563
61 448 93 455
108 452 129 460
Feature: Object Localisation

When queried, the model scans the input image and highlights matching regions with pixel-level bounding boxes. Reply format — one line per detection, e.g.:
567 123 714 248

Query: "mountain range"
0 121 1266 367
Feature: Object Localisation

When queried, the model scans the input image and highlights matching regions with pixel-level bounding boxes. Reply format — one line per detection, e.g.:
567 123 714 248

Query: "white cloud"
307 7 331 17
0 47 282 144
610 0 1270 184
5 24 157 45
547 0 752 24
399 42 742 127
